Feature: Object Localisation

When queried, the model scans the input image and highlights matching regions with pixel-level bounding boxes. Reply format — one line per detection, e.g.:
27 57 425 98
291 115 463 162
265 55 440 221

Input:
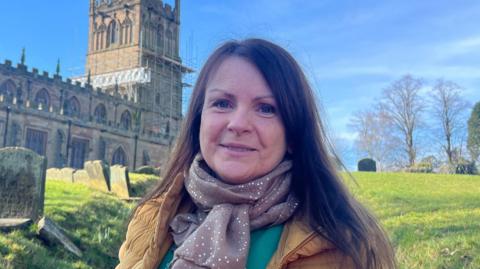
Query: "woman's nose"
226 108 252 134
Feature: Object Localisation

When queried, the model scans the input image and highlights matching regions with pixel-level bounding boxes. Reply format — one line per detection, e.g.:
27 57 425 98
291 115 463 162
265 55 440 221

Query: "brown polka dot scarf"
169 155 298 269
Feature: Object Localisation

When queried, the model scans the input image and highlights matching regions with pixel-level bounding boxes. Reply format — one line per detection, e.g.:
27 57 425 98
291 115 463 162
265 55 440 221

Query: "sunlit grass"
347 172 480 268
129 172 162 197
1 172 478 268
0 173 160 269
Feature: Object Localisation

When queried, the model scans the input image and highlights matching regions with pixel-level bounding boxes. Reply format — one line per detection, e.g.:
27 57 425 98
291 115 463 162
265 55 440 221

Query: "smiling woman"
116 39 396 269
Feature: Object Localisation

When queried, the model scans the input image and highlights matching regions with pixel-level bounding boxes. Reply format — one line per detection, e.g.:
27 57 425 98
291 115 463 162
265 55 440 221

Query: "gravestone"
84 160 110 191
73 169 90 184
0 147 47 227
110 165 131 198
46 167 75 183
37 216 82 257
0 218 32 231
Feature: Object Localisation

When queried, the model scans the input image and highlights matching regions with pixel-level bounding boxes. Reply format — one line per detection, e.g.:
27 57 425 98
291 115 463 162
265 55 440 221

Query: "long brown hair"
136 38 396 268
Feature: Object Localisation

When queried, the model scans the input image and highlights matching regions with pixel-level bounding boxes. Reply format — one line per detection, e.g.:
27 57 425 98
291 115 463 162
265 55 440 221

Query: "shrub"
420 156 440 171
134 165 160 175
405 162 433 173
358 158 376 172
455 160 478 175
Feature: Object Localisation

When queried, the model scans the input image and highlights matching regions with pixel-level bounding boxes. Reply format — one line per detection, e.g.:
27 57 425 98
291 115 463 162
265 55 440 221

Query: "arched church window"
120 110 131 130
147 26 151 49
25 128 48 156
94 103 107 124
166 30 173 56
157 25 164 52
151 26 156 49
112 146 127 166
70 138 89 169
121 17 132 45
64 96 81 118
145 24 156 49
107 20 118 47
34 88 50 109
0 79 16 103
97 24 106 50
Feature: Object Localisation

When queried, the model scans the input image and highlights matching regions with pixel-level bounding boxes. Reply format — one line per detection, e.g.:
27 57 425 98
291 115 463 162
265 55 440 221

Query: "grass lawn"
1 171 478 268
347 172 480 269
0 173 159 269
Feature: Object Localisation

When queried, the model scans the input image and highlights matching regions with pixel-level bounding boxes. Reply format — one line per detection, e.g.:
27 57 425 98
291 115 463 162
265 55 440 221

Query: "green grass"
347 172 480 269
0 173 160 269
129 172 162 197
1 172 478 268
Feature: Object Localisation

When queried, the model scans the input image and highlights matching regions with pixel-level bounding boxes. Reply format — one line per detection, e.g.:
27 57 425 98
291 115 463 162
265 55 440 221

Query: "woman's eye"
212 99 232 109
258 103 276 115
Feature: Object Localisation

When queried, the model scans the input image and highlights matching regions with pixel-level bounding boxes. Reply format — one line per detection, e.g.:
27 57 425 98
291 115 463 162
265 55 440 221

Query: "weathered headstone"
46 168 62 180
73 169 90 184
84 160 110 191
46 167 75 183
37 216 82 257
110 165 131 198
0 147 47 226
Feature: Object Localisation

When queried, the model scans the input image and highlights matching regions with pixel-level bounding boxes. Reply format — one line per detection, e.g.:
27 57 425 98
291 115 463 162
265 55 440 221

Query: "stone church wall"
0 60 171 170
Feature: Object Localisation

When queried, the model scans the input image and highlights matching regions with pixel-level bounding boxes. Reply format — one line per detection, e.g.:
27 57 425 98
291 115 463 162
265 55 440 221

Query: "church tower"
84 0 191 138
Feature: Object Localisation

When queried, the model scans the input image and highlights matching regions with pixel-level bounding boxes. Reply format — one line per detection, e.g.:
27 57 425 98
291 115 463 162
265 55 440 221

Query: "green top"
158 224 284 269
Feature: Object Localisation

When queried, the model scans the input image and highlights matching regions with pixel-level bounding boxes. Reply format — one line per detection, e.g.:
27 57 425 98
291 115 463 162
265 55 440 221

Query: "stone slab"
0 218 32 231
110 165 131 198
37 216 82 257
84 160 110 191
73 169 90 184
46 167 75 182
0 147 47 221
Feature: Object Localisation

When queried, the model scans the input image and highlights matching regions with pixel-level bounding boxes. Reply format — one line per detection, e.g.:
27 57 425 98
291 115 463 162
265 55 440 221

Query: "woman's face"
199 56 287 184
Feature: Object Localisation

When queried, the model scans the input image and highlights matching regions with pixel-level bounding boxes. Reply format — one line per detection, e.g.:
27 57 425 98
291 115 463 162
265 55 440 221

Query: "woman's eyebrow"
206 88 274 101
253 95 274 101
205 88 234 98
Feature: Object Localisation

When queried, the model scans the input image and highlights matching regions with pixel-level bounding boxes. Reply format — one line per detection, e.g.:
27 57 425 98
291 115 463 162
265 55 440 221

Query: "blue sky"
1 0 480 168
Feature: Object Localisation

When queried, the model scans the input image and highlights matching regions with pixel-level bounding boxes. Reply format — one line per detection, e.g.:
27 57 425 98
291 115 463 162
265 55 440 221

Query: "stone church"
0 0 191 170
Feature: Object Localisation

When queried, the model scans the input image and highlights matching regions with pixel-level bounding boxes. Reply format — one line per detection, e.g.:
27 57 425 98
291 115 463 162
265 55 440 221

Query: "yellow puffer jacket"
116 173 354 269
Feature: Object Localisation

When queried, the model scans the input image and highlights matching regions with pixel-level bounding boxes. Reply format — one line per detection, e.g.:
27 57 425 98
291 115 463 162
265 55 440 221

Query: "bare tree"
430 79 469 165
379 75 425 167
349 108 399 171
350 110 377 158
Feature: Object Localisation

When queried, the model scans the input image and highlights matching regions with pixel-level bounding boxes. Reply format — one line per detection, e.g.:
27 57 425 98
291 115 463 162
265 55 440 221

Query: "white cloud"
337 131 357 142
429 35 480 62
315 65 395 80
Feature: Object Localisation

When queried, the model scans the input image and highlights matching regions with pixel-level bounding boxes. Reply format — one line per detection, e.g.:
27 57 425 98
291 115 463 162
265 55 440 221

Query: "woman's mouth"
220 143 256 152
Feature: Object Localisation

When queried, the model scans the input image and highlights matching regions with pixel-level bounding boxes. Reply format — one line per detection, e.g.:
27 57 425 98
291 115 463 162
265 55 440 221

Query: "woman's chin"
216 168 256 185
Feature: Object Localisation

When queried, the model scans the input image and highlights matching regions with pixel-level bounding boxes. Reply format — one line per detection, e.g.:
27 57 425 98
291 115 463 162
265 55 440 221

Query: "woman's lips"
220 143 256 152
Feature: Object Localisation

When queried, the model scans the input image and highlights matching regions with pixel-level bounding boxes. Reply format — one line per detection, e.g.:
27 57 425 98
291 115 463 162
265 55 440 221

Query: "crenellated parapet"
93 0 178 21
0 59 139 107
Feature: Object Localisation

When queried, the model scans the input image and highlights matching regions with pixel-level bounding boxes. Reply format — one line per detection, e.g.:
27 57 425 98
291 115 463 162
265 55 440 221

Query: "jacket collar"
268 216 336 268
